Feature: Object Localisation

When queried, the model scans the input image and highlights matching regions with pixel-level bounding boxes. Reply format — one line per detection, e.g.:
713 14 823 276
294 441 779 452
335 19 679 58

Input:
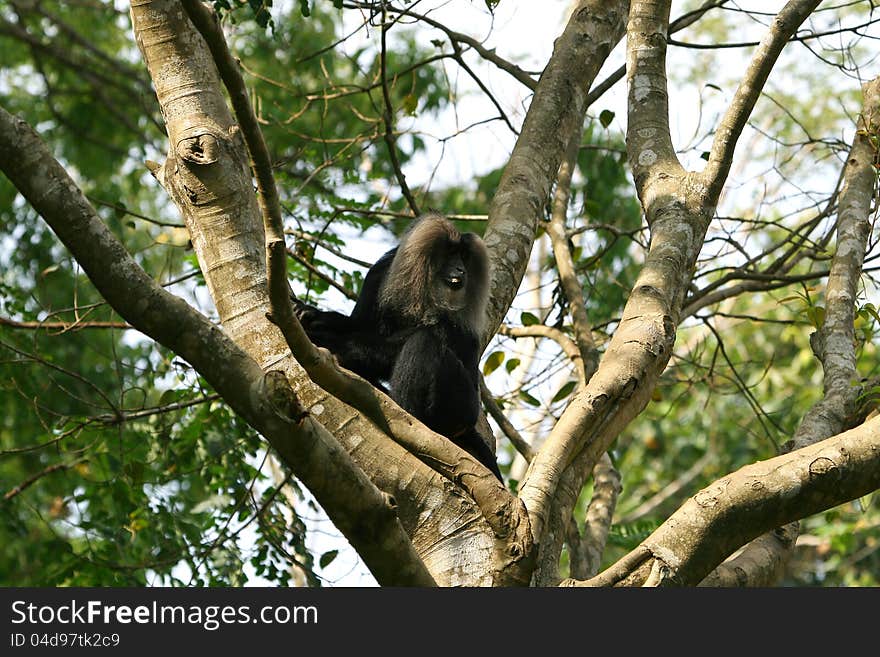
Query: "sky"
248 1 880 586
263 1 573 587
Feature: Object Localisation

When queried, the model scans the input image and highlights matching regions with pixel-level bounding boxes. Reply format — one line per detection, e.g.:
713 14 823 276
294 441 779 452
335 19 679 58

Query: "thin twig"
4 462 76 500
480 377 534 462
379 9 419 215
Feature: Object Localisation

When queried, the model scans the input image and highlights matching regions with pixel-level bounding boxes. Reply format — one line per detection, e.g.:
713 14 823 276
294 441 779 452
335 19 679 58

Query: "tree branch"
379 2 538 91
625 0 682 194
700 0 823 203
180 0 534 582
0 104 435 587
481 0 629 340
520 0 827 562
567 453 622 580
566 416 880 586
697 75 880 586
547 135 599 383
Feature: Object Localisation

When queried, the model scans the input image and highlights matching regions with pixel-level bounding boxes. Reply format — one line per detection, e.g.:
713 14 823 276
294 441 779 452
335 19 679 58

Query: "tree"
1 0 879 587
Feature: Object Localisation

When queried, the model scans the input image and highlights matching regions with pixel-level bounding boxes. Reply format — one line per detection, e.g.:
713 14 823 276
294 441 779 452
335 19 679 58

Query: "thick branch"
803 76 880 429
700 0 822 202
520 191 705 546
568 454 621 580
133 0 532 586
569 416 880 586
626 0 682 193
183 0 533 577
524 2 724 584
698 527 796 587
585 1 730 108
524 0 830 569
482 0 629 340
0 105 435 587
565 75 880 587
697 75 880 586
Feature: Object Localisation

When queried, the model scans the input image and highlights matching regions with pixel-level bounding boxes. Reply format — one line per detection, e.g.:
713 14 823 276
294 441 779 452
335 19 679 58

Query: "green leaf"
519 390 540 407
700 151 710 161
521 311 540 326
599 109 615 128
861 303 880 325
402 93 418 116
319 550 339 569
505 358 521 374
483 350 505 376
299 0 310 16
551 380 576 403
806 305 825 329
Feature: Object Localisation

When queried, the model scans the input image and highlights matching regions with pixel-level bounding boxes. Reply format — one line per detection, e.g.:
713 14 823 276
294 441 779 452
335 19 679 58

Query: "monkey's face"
435 250 470 312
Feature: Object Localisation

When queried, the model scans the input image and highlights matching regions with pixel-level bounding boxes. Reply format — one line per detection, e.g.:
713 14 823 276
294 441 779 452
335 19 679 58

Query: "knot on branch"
260 369 305 423
809 328 825 361
175 127 223 165
694 478 729 508
808 456 840 481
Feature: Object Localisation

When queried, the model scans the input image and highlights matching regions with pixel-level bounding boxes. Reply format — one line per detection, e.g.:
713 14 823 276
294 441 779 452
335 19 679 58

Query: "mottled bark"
129 0 523 586
0 105 435 587
697 75 880 586
526 0 820 584
482 0 630 339
567 416 880 586
522 0 698 556
567 455 621 580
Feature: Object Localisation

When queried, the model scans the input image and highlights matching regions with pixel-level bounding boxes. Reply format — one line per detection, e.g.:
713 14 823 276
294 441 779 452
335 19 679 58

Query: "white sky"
270 1 572 587
254 1 880 586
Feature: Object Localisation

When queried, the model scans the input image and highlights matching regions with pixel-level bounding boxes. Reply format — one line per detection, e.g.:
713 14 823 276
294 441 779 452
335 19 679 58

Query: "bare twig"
379 10 419 215
547 135 600 383
480 377 534 462
617 451 713 524
4 461 77 500
567 453 622 579
700 0 824 202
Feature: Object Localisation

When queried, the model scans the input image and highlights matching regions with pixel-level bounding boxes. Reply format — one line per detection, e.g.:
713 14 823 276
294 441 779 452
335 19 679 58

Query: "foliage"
1 0 879 587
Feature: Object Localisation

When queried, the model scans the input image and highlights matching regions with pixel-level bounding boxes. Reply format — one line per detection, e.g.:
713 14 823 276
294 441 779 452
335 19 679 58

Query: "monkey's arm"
292 302 402 386
290 247 399 384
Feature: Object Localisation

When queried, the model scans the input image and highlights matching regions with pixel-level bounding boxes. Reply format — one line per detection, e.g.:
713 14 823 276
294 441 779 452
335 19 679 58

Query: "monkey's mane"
380 213 489 332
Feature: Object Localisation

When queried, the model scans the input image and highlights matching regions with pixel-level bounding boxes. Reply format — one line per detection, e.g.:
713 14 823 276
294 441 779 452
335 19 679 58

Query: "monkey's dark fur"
293 213 502 480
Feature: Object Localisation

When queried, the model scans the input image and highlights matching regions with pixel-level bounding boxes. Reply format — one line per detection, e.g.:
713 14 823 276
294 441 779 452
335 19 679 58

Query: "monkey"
293 213 502 480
